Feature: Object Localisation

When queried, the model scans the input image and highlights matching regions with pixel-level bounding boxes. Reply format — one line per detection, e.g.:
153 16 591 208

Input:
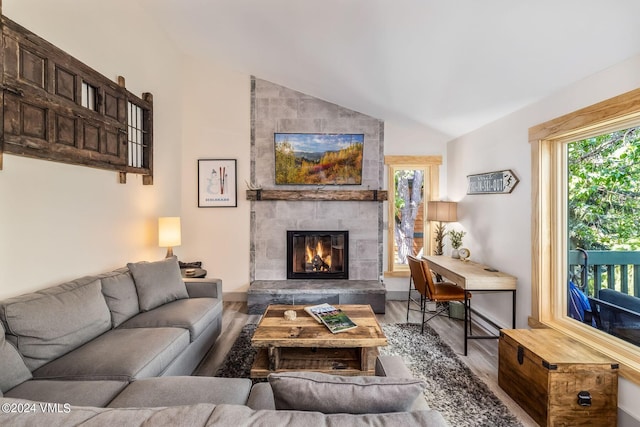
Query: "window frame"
530 87 640 385
383 155 442 277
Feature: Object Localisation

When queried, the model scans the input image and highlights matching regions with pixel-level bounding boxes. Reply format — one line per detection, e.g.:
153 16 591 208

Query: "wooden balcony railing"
569 249 640 297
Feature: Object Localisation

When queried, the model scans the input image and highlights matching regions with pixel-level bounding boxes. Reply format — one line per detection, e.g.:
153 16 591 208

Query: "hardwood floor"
195 300 536 426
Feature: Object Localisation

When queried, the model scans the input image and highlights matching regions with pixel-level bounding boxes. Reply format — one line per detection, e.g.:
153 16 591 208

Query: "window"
81 81 98 111
127 101 147 168
530 88 640 384
384 156 441 276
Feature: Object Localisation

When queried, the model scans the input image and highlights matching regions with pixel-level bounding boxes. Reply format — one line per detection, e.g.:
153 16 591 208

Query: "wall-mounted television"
274 133 364 185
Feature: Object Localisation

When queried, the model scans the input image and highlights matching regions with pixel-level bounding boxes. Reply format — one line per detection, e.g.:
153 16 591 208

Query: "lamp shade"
427 201 458 222
158 217 181 248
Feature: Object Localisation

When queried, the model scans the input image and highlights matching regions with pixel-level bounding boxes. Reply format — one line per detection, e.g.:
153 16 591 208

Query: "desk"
422 255 517 355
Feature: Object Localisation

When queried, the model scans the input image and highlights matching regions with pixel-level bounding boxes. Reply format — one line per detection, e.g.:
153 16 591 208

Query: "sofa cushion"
108 376 252 408
118 298 222 341
0 398 218 426
0 279 112 371
101 271 140 327
209 404 449 426
32 327 189 382
0 321 32 393
5 380 127 407
0 399 449 426
127 257 188 311
268 371 427 414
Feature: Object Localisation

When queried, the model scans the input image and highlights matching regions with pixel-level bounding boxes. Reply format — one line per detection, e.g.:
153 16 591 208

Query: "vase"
451 249 460 259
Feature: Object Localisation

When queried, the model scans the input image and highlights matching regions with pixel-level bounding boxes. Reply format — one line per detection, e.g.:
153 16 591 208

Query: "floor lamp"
427 201 458 255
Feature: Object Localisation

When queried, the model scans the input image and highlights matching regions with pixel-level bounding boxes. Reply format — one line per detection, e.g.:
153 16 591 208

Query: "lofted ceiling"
136 0 640 140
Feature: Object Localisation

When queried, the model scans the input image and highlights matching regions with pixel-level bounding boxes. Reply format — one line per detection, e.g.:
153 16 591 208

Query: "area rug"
215 322 523 427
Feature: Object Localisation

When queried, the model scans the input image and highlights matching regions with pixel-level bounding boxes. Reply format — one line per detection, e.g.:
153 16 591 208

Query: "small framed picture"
198 159 237 207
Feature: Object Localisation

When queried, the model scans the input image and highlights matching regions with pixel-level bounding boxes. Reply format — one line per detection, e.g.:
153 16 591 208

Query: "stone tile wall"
250 78 384 281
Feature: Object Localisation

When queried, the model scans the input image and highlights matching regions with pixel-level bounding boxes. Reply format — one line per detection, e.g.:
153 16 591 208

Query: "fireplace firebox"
287 230 348 279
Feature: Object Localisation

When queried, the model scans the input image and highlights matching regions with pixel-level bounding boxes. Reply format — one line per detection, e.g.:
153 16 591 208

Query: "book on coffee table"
305 303 358 333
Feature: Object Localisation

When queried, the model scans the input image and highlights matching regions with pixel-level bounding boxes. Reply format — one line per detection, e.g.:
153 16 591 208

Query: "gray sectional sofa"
0 257 448 426
0 256 226 405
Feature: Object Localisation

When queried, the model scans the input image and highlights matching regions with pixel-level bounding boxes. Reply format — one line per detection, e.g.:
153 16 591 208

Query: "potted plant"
448 229 466 258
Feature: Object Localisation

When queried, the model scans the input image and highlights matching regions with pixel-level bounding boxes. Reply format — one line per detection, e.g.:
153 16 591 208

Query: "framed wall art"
274 133 364 185
198 159 237 207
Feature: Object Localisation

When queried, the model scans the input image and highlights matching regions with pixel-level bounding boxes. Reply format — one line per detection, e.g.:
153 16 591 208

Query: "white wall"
0 0 184 298
178 58 251 297
382 117 451 295
447 53 640 422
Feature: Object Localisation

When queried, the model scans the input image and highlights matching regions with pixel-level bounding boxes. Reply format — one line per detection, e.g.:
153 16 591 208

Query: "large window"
530 88 640 384
384 156 441 276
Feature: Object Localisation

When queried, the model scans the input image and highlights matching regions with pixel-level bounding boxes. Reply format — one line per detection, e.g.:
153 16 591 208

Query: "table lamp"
427 201 457 255
158 217 181 258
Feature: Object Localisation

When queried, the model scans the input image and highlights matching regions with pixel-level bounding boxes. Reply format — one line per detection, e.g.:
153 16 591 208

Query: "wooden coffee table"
250 304 387 378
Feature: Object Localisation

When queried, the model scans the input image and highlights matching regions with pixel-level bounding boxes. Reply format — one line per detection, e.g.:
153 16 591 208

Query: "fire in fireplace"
287 230 348 279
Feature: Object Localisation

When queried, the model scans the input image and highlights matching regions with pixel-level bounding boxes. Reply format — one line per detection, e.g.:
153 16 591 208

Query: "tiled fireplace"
247 77 386 313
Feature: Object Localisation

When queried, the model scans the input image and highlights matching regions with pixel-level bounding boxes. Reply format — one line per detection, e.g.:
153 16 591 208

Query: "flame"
304 239 332 270
316 241 324 259
306 243 314 263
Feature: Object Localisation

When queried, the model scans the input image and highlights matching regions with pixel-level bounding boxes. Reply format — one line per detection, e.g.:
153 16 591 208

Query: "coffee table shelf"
250 304 387 378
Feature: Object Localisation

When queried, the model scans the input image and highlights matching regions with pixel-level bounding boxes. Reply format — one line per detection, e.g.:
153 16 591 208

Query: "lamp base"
165 247 174 258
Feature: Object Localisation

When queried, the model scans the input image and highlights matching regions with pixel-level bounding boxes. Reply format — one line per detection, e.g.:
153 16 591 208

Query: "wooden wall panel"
0 15 153 181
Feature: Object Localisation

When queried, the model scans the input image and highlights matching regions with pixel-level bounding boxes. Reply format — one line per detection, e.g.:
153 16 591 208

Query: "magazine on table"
304 303 357 333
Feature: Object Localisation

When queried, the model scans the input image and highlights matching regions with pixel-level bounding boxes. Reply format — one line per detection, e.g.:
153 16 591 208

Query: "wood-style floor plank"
194 300 536 426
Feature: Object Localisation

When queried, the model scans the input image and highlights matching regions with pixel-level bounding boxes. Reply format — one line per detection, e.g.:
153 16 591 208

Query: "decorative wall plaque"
467 170 519 195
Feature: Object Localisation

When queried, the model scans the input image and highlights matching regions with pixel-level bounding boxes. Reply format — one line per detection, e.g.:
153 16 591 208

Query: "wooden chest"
499 329 618 427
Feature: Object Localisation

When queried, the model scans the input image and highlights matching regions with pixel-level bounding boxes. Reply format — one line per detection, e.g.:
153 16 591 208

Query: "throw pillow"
268 371 426 414
0 321 32 393
127 257 189 311
101 271 140 327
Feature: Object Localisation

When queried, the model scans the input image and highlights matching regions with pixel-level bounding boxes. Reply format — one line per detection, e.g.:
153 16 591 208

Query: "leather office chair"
407 255 471 334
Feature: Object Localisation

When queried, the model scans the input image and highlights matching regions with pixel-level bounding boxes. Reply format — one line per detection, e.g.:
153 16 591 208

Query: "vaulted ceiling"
138 0 640 140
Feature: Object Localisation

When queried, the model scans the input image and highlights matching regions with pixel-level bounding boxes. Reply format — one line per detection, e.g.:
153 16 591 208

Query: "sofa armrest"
246 382 276 410
184 278 222 299
375 355 413 378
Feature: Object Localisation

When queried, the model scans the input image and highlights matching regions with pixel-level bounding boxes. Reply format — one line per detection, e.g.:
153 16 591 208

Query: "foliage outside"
275 140 363 185
568 126 640 251
394 169 424 264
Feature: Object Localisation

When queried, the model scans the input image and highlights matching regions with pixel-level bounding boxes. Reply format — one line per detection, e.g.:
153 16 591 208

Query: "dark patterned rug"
215 322 523 427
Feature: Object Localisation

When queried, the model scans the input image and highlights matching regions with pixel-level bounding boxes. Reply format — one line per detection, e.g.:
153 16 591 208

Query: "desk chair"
407 255 471 334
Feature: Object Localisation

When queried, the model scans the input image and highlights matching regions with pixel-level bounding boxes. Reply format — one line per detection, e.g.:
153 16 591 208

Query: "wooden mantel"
246 189 388 202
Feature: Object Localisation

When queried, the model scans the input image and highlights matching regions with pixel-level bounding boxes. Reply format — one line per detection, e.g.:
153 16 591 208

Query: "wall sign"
467 170 519 195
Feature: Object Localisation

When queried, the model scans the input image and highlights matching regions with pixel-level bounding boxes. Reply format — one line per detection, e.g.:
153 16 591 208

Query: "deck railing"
569 249 640 297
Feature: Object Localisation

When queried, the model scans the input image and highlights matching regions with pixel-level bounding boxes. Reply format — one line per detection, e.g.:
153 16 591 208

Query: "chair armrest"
184 278 222 299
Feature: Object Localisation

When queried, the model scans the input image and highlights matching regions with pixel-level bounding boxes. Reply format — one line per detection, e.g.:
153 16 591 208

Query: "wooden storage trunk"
499 329 618 427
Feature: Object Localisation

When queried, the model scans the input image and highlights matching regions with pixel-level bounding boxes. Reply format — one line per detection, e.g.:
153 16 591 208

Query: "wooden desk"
422 255 517 355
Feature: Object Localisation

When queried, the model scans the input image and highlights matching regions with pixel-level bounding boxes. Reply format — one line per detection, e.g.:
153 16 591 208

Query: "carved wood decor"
0 15 153 183
246 189 388 202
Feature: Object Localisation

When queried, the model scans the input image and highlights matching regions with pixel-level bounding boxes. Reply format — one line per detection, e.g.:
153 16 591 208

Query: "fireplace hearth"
287 230 348 279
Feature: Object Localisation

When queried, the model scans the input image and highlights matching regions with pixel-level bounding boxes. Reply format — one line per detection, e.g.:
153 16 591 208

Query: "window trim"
383 155 441 277
530 87 640 385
